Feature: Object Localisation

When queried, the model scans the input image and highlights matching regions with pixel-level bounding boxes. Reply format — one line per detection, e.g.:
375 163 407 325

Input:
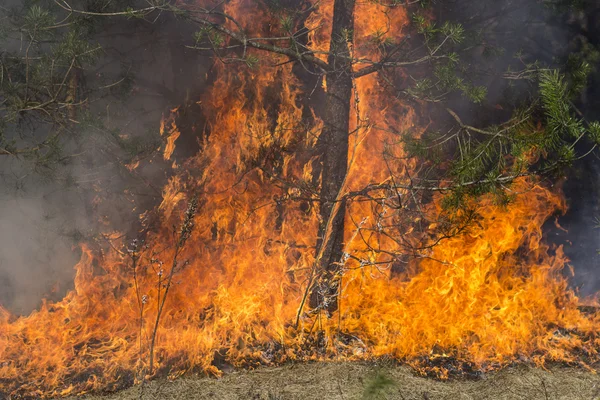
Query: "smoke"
438 0 600 295
0 180 85 313
556 156 600 296
0 7 205 314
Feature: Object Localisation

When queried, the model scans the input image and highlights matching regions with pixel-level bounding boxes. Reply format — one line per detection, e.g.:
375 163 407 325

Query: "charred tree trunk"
309 0 355 313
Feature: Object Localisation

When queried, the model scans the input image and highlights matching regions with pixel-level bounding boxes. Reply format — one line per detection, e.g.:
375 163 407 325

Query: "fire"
1 1 599 398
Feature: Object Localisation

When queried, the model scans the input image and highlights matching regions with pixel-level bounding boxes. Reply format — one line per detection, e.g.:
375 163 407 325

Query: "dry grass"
71 362 600 400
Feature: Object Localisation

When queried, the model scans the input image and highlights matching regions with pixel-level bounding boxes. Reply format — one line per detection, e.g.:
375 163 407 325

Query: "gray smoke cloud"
438 0 600 295
0 3 205 314
0 193 81 313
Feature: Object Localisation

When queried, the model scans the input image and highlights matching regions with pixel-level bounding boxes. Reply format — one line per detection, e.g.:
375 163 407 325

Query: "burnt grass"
7 332 600 399
6 328 600 399
66 361 600 400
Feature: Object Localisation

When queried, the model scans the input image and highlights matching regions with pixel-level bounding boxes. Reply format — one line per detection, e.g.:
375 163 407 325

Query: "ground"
72 362 600 400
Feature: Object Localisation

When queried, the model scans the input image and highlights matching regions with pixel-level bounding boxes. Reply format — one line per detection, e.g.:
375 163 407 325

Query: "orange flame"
1 1 599 398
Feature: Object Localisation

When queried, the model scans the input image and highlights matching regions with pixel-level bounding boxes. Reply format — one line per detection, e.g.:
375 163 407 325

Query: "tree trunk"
309 0 355 313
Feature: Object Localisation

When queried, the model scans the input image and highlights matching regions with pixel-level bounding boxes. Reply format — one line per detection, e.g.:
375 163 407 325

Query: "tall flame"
1 1 599 398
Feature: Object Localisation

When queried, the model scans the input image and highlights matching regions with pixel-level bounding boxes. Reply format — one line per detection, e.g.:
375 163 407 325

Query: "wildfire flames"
1 1 599 398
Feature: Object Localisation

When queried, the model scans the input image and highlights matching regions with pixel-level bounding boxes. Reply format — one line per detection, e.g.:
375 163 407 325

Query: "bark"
309 0 355 313
66 68 81 121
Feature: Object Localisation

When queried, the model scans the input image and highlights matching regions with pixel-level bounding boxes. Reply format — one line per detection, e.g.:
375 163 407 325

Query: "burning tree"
1 0 600 398
115 0 600 314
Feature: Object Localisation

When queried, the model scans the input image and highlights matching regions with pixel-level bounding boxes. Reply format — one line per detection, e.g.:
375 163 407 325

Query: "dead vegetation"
72 362 600 400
